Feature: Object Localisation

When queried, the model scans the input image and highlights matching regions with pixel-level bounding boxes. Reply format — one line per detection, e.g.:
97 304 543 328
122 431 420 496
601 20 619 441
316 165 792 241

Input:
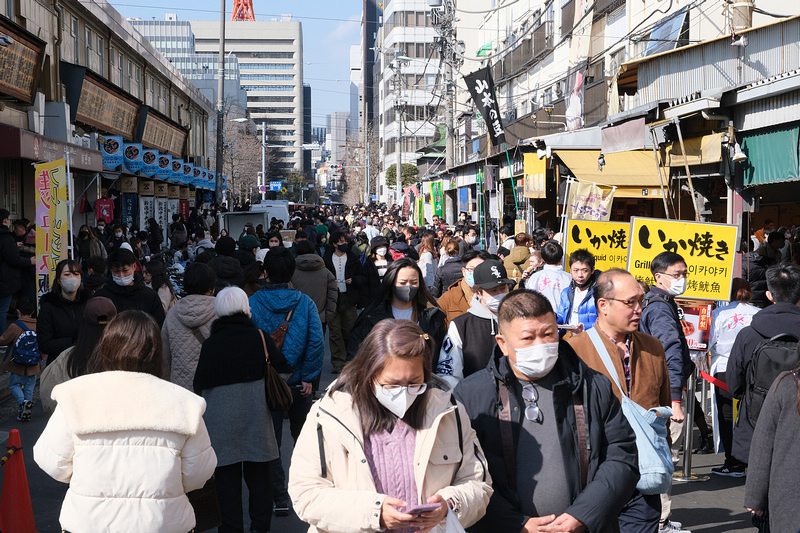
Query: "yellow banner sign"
35 159 69 299
565 181 615 221
627 217 739 300
523 153 546 198
565 220 630 273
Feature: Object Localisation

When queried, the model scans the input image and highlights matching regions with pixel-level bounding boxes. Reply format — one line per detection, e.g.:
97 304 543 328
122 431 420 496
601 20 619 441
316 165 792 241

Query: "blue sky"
109 0 362 127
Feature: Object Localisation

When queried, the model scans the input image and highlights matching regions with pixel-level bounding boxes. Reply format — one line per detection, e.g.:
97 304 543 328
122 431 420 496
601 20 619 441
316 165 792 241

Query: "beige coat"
288 387 492 533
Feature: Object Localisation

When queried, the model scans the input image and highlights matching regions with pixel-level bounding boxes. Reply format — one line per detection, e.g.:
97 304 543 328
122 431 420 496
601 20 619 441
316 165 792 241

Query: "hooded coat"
503 246 530 287
161 294 218 391
94 274 166 327
727 302 800 464
292 254 338 326
208 255 245 293
453 344 639 533
33 371 217 533
37 288 92 363
433 256 464 298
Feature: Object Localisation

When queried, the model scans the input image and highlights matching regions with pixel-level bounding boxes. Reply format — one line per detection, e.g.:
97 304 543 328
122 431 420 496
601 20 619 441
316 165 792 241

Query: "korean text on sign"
626 217 739 301
565 220 630 273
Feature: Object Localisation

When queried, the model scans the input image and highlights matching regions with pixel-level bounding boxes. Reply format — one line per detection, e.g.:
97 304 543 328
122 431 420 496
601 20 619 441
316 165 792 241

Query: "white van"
250 201 291 226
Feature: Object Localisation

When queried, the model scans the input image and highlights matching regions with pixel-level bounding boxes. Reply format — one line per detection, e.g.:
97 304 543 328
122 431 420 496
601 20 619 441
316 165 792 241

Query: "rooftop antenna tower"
231 0 255 21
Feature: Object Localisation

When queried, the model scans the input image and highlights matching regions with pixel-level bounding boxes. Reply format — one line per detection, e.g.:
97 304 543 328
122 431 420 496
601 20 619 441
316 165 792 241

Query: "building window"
128 60 133 92
97 36 104 76
72 17 80 64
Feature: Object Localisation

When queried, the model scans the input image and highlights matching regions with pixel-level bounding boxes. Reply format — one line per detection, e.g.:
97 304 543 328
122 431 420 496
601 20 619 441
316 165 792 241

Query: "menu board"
141 109 187 157
76 76 138 137
0 19 45 103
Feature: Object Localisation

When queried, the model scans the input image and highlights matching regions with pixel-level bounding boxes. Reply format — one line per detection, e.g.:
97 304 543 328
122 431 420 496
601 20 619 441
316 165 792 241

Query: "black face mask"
337 244 348 253
575 276 593 289
393 285 418 303
79 231 89 239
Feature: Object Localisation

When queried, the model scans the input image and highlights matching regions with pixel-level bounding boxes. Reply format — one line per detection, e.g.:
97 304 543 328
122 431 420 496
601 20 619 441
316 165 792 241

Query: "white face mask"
376 247 387 257
506 339 560 379
373 383 418 419
484 291 507 313
665 276 687 297
60 277 81 293
113 274 135 287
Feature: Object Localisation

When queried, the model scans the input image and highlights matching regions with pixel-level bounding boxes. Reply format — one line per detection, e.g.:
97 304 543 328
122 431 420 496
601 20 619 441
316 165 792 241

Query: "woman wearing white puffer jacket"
34 310 217 533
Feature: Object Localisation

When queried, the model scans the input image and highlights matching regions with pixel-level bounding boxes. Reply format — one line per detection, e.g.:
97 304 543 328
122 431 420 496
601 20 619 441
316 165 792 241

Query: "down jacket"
555 271 600 330
34 371 217 533
288 387 493 533
161 294 218 390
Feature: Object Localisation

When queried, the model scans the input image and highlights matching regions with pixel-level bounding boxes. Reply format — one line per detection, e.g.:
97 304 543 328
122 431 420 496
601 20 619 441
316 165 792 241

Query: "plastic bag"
432 509 467 533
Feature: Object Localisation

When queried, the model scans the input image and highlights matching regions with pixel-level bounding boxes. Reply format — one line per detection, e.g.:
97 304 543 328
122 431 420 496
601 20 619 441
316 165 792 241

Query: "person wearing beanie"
209 236 245 293
237 235 260 268
94 249 166 326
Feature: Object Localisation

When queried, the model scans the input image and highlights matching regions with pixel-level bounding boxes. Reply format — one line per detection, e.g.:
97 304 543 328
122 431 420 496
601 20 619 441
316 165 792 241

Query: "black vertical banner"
121 193 138 229
464 67 506 146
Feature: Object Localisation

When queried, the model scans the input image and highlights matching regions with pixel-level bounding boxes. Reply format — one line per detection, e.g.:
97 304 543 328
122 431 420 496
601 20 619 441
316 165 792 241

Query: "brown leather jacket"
568 325 671 410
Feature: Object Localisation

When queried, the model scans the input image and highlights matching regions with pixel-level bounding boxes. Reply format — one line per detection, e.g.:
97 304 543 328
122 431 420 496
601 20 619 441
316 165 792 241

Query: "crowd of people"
0 202 798 532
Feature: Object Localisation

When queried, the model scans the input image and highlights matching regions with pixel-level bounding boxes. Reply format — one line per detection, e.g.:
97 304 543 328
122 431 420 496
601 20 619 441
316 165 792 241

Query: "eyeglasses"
606 297 645 309
660 271 689 279
521 384 543 423
376 382 428 396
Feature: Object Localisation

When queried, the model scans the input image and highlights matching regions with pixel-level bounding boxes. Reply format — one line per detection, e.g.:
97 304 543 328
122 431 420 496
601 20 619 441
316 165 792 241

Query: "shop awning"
554 149 662 187
661 132 724 167
476 43 493 57
741 125 800 187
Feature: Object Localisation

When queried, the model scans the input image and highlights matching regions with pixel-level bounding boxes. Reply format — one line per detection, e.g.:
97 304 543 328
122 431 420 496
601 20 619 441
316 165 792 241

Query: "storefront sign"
156 153 172 180
120 176 138 194
154 198 170 246
431 181 444 218
154 182 168 198
179 199 190 220
183 162 194 186
168 199 180 224
75 75 138 138
565 220 630 273
120 193 138 229
101 136 124 170
523 153 547 198
34 159 69 299
123 143 143 173
458 187 470 214
565 181 615 221
415 197 424 226
138 179 154 196
0 18 45 103
675 299 715 351
139 196 155 227
464 67 505 146
140 107 187 157
627 217 739 301
179 187 189 200
168 185 180 199
141 148 159 177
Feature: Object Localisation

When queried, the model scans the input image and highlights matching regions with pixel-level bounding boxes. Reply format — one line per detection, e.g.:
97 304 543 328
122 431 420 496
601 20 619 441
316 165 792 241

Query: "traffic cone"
0 429 36 532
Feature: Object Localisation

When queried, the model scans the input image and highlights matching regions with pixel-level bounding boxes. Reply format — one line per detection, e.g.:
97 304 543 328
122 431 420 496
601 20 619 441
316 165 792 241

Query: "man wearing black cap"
94 249 166 326
435 258 515 389
0 209 36 331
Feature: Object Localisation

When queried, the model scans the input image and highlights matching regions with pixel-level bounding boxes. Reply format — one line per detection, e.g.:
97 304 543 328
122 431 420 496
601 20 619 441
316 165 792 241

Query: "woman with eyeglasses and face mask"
289 319 492 533
348 258 447 366
37 259 92 366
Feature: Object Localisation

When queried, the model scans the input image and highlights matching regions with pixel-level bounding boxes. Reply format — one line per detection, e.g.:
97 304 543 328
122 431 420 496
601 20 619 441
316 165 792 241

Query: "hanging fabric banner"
35 159 69 299
156 153 172 180
120 193 138 230
523 153 547 198
101 136 123 170
464 67 506 146
431 181 444 218
565 181 615 221
123 143 143 173
141 148 159 177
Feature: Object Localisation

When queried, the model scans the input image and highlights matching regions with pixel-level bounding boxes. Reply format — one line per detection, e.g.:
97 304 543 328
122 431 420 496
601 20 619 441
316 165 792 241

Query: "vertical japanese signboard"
464 67 506 146
35 159 69 298
565 220 630 273
430 181 444 218
627 217 739 301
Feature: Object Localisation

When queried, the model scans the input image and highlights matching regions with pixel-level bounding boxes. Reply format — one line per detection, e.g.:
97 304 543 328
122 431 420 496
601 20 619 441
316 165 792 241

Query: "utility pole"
432 0 463 172
214 0 226 205
260 124 266 201
393 53 406 207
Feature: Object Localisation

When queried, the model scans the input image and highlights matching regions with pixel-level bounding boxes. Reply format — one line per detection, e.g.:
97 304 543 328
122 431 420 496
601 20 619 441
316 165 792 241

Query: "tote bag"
588 328 673 495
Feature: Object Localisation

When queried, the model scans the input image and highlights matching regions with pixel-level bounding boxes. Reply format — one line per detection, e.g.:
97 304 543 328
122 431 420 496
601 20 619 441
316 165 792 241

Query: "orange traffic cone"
0 429 36 532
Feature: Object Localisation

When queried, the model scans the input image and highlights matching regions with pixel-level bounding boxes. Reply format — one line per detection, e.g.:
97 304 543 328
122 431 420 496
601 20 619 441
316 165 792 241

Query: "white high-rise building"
191 16 304 175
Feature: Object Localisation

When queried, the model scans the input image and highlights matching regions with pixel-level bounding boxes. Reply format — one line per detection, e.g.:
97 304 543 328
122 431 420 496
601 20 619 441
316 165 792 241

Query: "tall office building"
327 112 350 168
191 16 304 175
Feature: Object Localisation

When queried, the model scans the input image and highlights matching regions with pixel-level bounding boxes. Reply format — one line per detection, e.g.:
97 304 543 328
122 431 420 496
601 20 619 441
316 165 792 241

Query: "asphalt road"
0 363 756 533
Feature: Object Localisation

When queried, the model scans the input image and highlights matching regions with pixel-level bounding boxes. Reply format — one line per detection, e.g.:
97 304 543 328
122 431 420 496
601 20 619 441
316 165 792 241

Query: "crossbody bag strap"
449 395 464 486
190 327 207 345
259 329 270 364
497 382 517 492
587 327 626 397
572 392 589 490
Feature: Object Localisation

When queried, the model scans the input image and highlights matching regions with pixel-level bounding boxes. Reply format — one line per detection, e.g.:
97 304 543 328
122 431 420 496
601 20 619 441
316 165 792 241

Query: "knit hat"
0 209 9 223
119 242 134 253
473 259 512 290
239 234 260 251
84 297 117 325
215 235 236 256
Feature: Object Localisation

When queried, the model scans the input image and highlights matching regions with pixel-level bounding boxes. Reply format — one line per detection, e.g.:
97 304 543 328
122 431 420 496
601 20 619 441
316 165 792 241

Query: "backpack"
745 333 800 426
11 321 41 366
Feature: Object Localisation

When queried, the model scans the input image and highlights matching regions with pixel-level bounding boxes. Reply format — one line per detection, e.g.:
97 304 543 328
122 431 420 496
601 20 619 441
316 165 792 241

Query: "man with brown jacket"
568 268 672 533
437 249 490 326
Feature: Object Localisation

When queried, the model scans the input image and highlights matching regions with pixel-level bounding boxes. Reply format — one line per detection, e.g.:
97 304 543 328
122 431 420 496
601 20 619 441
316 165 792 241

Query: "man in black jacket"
94 249 166 326
0 209 35 331
324 230 365 373
728 264 800 474
454 289 638 533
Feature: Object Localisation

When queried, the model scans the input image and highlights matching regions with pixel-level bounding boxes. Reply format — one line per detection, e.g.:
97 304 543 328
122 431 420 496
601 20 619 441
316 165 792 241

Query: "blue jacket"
249 284 324 385
555 274 599 330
